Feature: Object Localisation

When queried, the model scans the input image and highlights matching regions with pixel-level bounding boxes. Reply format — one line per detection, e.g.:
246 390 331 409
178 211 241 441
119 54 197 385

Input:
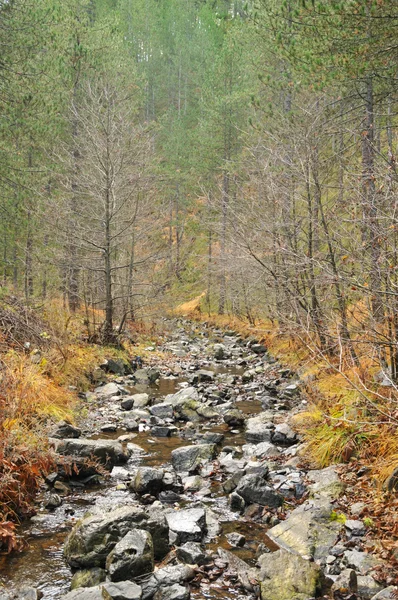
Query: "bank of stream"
0 320 393 600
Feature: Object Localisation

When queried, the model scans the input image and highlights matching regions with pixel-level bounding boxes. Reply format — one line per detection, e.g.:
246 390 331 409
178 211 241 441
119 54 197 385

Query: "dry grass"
174 297 398 484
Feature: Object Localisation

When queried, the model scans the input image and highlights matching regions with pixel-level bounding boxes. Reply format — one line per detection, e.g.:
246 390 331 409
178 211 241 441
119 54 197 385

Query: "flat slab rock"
267 496 340 561
258 549 322 600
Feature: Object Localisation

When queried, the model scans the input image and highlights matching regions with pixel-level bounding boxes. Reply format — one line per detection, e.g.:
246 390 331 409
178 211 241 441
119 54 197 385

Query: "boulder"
64 505 167 568
245 413 274 444
121 397 135 411
130 467 164 496
176 542 208 565
166 508 206 544
357 576 384 599
251 344 267 354
218 548 259 593
271 423 297 446
101 359 131 376
173 400 200 422
164 387 199 405
258 549 322 600
134 369 160 384
50 421 81 439
150 403 174 419
343 549 383 574
52 438 129 467
235 474 283 508
171 444 216 473
223 410 245 427
307 466 344 499
106 530 154 582
131 393 150 408
94 382 121 398
141 565 195 600
266 498 340 561
242 369 255 383
193 370 214 383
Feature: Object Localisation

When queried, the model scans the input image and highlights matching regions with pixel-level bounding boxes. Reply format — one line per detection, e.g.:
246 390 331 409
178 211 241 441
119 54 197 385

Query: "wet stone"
106 529 154 582
176 541 208 565
166 508 206 544
171 444 216 473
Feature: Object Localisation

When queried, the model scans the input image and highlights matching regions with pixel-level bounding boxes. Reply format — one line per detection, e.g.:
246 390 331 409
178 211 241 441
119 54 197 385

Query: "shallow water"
1 361 266 599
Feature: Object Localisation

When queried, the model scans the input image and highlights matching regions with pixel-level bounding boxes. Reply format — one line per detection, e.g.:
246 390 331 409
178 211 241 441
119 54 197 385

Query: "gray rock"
94 382 120 398
131 393 149 408
358 576 384 599
223 409 245 427
235 474 283 508
307 466 344 499
106 530 154 582
121 396 135 410
251 344 267 354
171 444 216 473
141 565 195 600
229 492 245 513
242 442 280 459
345 519 366 535
154 584 189 600
15 590 43 600
214 343 227 360
371 587 398 599
64 505 166 568
266 497 340 561
164 387 199 406
195 370 215 382
130 467 164 495
176 542 208 565
245 413 274 444
343 549 383 574
133 369 153 383
226 532 245 547
271 423 297 446
52 438 129 467
218 548 259 593
166 508 206 544
242 369 255 383
331 569 357 597
150 403 174 419
258 549 322 600
50 420 81 439
151 426 178 437
61 581 142 600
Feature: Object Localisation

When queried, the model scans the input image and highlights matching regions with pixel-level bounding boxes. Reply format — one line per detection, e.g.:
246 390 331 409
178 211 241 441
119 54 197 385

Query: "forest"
2 0 398 598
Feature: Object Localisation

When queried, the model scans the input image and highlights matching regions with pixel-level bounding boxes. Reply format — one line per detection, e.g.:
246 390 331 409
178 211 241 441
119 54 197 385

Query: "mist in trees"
1 0 398 379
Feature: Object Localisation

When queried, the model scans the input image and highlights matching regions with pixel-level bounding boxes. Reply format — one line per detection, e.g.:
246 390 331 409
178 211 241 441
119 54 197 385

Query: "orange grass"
174 296 398 481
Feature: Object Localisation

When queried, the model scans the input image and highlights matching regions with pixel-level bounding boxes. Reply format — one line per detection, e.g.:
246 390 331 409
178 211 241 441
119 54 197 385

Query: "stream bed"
1 320 383 600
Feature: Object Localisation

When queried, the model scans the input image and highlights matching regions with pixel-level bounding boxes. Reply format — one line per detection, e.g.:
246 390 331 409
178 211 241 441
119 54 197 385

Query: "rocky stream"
0 319 394 600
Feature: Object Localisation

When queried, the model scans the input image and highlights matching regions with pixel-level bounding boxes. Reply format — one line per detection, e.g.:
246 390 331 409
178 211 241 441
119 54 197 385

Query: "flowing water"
0 359 267 599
